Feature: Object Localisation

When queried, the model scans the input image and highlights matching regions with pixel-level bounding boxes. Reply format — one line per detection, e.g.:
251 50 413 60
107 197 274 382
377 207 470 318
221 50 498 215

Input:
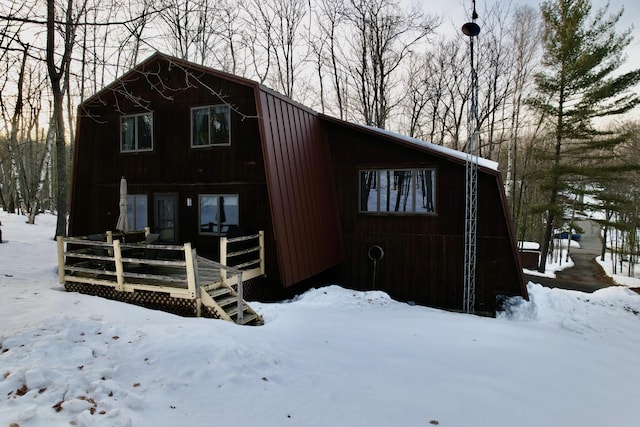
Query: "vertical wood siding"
325 121 527 313
69 55 281 278
70 53 524 311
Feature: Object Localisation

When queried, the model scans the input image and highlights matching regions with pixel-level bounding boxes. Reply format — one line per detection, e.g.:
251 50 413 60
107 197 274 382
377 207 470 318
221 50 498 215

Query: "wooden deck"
57 231 265 325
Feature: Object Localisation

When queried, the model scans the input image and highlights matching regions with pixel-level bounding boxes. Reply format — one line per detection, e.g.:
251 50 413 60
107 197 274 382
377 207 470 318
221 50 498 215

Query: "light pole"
462 1 480 314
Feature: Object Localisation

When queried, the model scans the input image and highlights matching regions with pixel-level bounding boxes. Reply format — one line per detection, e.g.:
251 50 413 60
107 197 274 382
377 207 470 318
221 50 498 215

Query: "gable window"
199 194 239 234
121 113 153 152
360 169 436 214
191 105 231 147
126 195 148 230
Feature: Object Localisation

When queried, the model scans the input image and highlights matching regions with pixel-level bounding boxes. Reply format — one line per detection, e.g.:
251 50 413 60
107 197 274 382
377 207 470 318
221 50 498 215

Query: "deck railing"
57 237 202 297
219 230 265 282
57 231 264 322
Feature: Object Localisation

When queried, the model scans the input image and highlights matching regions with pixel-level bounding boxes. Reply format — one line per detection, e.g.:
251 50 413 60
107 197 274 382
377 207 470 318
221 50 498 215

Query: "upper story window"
191 105 231 147
360 169 436 214
121 112 153 152
199 194 239 235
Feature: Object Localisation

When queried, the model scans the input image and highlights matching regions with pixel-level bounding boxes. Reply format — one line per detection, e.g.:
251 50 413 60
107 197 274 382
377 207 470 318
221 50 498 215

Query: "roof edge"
319 114 500 174
80 51 262 108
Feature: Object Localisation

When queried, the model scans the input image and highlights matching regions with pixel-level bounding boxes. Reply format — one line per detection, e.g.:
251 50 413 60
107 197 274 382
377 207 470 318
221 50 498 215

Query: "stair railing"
219 230 264 283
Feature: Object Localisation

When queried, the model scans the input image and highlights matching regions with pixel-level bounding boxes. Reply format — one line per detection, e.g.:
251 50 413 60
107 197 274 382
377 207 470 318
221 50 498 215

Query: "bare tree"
47 0 89 237
309 0 349 119
339 0 438 129
426 40 455 146
442 39 469 151
158 0 208 62
6 44 29 215
504 5 542 212
208 0 242 74
0 1 39 213
117 0 155 70
402 38 461 145
476 1 514 160
244 0 308 98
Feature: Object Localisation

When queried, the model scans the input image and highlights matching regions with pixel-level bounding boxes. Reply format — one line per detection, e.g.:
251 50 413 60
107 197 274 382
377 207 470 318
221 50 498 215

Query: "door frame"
153 193 179 243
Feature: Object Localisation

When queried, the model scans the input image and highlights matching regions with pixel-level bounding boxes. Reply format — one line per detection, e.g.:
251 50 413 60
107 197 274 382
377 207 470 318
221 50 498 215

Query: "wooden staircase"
196 232 265 326
200 284 263 326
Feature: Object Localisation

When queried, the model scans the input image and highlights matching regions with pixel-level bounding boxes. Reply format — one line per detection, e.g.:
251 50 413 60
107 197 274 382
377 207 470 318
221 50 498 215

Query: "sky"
429 0 638 29
2 210 640 426
429 0 640 73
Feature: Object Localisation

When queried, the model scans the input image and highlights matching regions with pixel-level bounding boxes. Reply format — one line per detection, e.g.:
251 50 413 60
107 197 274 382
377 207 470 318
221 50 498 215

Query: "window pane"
379 170 394 212
135 196 148 228
360 171 377 212
390 170 413 212
126 195 148 230
210 106 230 145
121 117 135 151
219 195 238 233
192 107 210 146
416 169 436 213
359 168 435 214
200 195 218 233
126 195 135 229
138 114 153 149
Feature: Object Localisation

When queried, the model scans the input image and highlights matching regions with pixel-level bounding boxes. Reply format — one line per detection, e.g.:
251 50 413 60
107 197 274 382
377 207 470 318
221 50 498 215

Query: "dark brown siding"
69 55 280 279
70 52 525 311
325 121 526 313
257 89 343 287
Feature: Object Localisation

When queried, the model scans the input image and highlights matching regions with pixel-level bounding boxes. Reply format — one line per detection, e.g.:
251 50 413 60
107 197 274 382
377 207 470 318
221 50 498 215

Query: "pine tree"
528 0 640 273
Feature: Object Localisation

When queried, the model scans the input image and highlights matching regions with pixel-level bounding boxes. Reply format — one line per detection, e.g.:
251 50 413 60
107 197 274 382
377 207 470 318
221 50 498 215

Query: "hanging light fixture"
462 1 481 37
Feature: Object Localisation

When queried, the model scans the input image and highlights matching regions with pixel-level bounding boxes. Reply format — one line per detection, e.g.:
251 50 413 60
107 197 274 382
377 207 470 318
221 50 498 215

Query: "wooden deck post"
113 239 125 291
259 230 265 276
106 231 114 256
192 247 201 317
220 236 228 282
237 270 244 325
184 243 199 302
57 236 65 284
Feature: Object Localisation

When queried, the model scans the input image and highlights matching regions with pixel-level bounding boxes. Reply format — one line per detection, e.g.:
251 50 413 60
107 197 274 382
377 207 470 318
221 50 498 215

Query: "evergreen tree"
528 0 640 273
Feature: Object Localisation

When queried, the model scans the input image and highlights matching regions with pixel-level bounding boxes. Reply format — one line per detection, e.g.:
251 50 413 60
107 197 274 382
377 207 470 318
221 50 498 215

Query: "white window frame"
191 105 231 148
198 194 239 235
120 112 153 153
359 168 436 214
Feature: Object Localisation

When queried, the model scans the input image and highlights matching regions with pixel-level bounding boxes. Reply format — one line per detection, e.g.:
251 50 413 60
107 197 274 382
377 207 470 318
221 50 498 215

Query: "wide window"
360 169 436 214
191 105 231 147
121 113 153 152
126 195 148 230
199 194 239 234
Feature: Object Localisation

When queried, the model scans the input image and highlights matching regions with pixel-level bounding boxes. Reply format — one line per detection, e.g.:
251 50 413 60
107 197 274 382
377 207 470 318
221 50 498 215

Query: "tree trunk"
47 0 69 238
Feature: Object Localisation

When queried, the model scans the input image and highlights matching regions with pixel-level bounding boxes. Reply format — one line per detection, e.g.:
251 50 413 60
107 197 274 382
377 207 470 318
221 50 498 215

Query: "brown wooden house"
70 52 527 314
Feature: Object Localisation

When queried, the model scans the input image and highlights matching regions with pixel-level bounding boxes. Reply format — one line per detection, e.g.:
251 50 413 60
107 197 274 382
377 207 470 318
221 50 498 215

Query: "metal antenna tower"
461 1 480 314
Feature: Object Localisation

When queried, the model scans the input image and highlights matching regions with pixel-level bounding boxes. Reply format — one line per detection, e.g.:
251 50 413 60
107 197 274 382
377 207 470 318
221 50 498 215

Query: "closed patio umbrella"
116 176 129 232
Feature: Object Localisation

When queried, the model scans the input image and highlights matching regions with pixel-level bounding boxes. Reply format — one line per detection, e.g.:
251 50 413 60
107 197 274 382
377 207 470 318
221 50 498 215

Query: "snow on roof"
360 123 499 171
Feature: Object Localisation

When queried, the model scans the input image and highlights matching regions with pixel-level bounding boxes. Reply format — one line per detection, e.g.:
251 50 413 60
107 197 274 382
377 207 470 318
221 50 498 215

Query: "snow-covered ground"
1 212 640 427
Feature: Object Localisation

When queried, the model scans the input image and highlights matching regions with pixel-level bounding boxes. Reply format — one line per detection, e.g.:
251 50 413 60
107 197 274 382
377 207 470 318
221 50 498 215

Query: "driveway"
523 219 617 293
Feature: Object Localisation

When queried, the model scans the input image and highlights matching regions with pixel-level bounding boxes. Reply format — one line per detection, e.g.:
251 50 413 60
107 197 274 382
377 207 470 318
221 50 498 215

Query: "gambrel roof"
77 52 525 301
